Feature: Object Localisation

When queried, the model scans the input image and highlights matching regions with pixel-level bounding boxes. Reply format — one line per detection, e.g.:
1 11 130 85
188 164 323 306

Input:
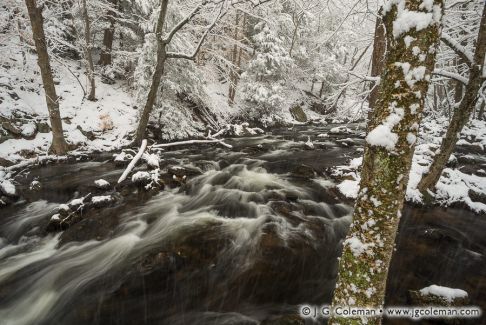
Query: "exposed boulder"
36 121 51 133
1 121 22 136
289 105 307 123
291 164 317 178
469 189 486 205
168 165 203 178
0 157 14 167
76 125 96 141
310 101 327 114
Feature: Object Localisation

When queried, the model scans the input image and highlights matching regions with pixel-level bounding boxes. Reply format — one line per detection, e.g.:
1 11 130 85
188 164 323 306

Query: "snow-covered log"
117 139 148 184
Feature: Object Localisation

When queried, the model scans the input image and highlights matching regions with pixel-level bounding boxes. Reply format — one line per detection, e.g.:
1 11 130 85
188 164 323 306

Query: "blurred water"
0 124 484 325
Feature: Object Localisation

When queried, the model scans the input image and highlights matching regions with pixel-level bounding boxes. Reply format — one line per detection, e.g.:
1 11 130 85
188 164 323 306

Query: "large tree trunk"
25 0 69 155
134 0 169 144
99 0 118 66
329 1 443 324
80 0 96 101
368 15 386 110
417 4 486 194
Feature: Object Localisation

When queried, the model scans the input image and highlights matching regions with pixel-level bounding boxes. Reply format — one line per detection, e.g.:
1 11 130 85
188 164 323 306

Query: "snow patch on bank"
334 117 486 212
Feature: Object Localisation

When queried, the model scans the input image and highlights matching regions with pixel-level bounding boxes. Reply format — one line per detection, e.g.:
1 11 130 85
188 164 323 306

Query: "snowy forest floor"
0 48 325 162
333 117 486 213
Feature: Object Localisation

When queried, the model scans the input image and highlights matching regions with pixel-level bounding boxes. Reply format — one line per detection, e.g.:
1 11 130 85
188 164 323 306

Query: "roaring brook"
0 125 484 325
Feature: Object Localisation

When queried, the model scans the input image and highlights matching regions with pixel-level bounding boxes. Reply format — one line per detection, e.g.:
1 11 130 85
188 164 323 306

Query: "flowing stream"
0 125 484 325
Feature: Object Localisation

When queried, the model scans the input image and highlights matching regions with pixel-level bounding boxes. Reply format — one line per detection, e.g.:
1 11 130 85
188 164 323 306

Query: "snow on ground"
0 47 138 164
333 117 486 212
1 47 320 168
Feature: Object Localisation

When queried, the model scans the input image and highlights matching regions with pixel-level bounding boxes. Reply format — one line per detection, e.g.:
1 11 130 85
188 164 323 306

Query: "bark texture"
81 0 96 101
25 0 69 155
99 0 118 66
368 15 386 110
228 12 241 105
134 0 169 144
417 3 486 194
329 1 443 324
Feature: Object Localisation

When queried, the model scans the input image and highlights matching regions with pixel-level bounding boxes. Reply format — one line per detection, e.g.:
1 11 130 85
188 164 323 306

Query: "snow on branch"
441 33 474 66
162 3 204 44
166 4 226 60
117 139 148 184
433 69 469 85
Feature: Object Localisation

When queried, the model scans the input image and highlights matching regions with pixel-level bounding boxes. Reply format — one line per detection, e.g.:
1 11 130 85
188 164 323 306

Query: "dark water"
0 124 484 325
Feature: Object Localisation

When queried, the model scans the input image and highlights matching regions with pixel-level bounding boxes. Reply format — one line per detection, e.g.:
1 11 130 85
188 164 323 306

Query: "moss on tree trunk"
329 1 444 324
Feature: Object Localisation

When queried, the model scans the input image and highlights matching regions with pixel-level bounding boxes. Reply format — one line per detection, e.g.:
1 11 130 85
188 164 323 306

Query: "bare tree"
418 3 486 195
228 11 245 105
24 0 69 155
133 0 225 144
80 0 96 101
99 0 118 66
329 0 444 323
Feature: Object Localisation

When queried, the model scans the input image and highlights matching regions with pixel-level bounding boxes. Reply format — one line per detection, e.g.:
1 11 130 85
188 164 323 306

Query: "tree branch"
440 33 474 66
162 3 204 44
166 5 226 60
433 68 469 85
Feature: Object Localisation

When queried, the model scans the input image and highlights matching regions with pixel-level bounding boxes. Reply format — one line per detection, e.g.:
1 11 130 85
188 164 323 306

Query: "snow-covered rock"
419 285 468 303
20 122 37 138
0 179 16 197
143 153 160 169
410 285 469 306
304 136 314 149
29 180 41 191
69 198 84 208
91 195 114 207
58 203 71 216
216 123 265 137
94 179 110 190
329 126 352 135
131 171 151 185
337 179 359 199
113 152 133 165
